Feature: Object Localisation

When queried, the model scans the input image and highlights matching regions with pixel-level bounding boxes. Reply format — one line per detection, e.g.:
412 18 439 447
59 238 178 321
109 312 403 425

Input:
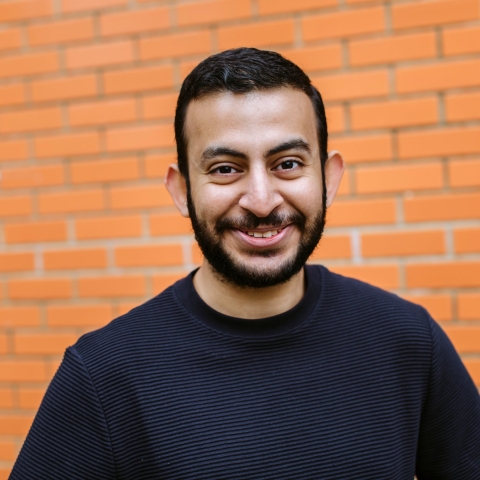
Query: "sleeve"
416 316 480 479
9 346 117 480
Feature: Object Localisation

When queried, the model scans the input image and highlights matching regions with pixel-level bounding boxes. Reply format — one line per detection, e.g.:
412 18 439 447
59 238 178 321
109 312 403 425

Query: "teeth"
246 229 281 238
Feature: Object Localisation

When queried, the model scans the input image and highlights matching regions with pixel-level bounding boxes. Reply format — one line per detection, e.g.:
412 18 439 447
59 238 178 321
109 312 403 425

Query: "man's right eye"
213 166 238 174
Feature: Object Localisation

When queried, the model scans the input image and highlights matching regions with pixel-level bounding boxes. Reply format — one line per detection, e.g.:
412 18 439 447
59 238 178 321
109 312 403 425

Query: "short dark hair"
174 47 328 182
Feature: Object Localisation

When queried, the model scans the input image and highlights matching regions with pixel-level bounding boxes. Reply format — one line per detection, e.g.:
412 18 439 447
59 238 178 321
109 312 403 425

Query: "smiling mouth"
241 226 287 238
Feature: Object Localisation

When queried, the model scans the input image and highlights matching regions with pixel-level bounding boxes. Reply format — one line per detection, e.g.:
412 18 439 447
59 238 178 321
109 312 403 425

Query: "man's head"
166 48 344 288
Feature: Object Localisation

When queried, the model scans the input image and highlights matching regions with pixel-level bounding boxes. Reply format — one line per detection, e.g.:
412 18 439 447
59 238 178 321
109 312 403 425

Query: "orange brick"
62 0 126 13
361 230 445 257
0 415 34 436
0 389 13 410
309 235 351 260
66 40 134 70
330 265 399 290
0 441 15 461
70 157 139 184
259 0 335 15
142 93 178 120
106 124 174 152
445 91 480 122
351 97 438 131
18 388 45 409
406 262 480 288
47 304 113 327
4 221 67 244
0 51 58 79
404 192 480 222
302 7 385 42
356 162 443 194
396 59 480 94
115 302 140 316
39 189 104 214
28 18 94 46
0 0 51 22
218 20 294 50
144 153 176 178
0 196 31 218
312 70 389 102
101 6 169 36
104 65 174 95
330 134 392 163
35 132 100 158
152 273 185 293
443 25 480 56
140 31 211 60
328 198 396 227
192 242 203 264
398 126 480 159
326 105 345 134
0 164 64 190
392 0 478 30
109 185 173 210
69 98 137 127
454 228 480 254
150 213 192 236
8 278 72 300
280 44 343 73
443 327 480 354
402 294 453 322
178 0 251 26
179 59 201 80
449 158 480 187
0 83 25 107
0 106 62 134
78 276 146 298
44 248 108 270
115 244 184 267
0 360 46 382
32 75 97 103
0 29 21 52
336 169 351 196
349 32 437 67
0 252 34 272
0 139 28 162
14 333 77 355
75 215 142 240
0 334 8 354
0 307 40 327
457 293 480 320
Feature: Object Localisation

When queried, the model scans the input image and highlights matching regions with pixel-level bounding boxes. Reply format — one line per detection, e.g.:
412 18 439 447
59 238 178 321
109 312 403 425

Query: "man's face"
184 87 325 288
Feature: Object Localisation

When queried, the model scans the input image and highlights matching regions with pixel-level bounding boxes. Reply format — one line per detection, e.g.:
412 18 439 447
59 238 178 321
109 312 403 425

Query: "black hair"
174 47 328 183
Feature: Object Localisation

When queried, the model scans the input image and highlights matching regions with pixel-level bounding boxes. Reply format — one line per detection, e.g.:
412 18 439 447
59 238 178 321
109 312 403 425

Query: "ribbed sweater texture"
10 266 480 479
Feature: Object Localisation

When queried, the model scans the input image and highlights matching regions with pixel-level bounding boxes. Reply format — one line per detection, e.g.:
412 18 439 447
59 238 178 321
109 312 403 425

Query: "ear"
165 163 189 217
324 150 345 208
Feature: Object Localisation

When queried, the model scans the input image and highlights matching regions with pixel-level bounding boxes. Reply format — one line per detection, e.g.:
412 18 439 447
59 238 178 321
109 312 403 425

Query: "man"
11 48 480 479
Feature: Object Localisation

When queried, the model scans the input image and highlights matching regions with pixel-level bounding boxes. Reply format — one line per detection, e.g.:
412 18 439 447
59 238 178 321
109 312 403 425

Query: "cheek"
191 183 240 219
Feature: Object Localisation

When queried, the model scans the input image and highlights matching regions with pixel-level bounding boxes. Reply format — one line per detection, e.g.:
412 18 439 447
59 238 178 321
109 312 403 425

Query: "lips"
232 224 293 248
244 226 284 238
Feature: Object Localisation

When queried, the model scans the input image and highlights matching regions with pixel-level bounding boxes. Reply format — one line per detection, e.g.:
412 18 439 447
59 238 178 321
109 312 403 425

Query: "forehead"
184 88 319 154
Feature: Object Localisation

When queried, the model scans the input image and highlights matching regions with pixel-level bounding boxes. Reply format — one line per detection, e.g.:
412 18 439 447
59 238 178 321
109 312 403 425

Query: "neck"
192 262 306 319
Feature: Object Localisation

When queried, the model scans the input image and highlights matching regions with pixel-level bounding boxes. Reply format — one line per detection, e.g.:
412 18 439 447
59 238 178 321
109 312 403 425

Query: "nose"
237 166 283 218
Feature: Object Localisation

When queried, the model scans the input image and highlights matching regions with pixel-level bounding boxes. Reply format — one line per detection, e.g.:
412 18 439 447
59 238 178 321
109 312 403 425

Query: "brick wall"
0 0 479 474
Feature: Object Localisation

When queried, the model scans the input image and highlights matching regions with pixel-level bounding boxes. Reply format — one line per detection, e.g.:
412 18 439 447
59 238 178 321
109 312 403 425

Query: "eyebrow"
265 138 311 157
201 146 248 164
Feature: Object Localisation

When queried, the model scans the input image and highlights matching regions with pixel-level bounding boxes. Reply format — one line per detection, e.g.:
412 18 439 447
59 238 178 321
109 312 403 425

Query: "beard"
186 188 326 289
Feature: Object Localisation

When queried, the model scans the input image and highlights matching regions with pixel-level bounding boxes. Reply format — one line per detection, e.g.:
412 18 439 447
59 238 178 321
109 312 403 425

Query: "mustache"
215 211 306 232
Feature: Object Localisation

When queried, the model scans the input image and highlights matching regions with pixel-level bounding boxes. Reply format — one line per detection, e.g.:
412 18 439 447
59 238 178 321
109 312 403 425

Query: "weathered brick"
8 278 72 300
0 0 51 22
18 388 45 409
406 262 480 288
404 192 480 222
312 70 389 102
402 294 453 322
0 360 46 382
445 91 480 122
152 274 186 293
281 44 343 73
325 105 345 133
178 0 251 26
66 40 134 70
356 162 443 194
454 228 480 254
4 221 67 244
106 124 174 152
1 164 64 190
142 93 178 120
140 31 211 60
443 327 480 353
0 415 34 435
0 441 15 461
78 276 146 298
0 29 21 52
309 235 351 260
47 304 113 327
392 0 478 30
0 51 58 79
103 65 173 95
0 139 28 162
0 196 32 218
330 265 399 289
32 74 97 103
35 132 100 158
330 134 392 163
0 307 40 327
350 97 438 130
39 189 104 214
443 25 480 56
144 153 176 178
302 7 385 42
150 213 192 236
0 106 62 134
218 20 294 50
69 98 137 127
14 333 77 355
361 230 445 257
457 294 480 320
101 6 169 36
44 248 108 270
75 215 142 240
71 157 139 184
0 83 25 107
448 158 480 188
115 244 184 267
109 185 173 210
328 198 396 227
28 18 94 46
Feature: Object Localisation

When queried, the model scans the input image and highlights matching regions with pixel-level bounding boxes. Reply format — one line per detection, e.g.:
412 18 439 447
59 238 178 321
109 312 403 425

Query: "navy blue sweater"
10 266 480 479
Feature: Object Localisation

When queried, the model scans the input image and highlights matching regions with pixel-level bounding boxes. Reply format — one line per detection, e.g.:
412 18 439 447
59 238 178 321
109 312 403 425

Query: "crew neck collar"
173 265 323 340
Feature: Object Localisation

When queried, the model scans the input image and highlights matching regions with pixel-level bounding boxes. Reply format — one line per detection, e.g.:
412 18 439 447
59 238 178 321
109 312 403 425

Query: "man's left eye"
275 160 300 170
